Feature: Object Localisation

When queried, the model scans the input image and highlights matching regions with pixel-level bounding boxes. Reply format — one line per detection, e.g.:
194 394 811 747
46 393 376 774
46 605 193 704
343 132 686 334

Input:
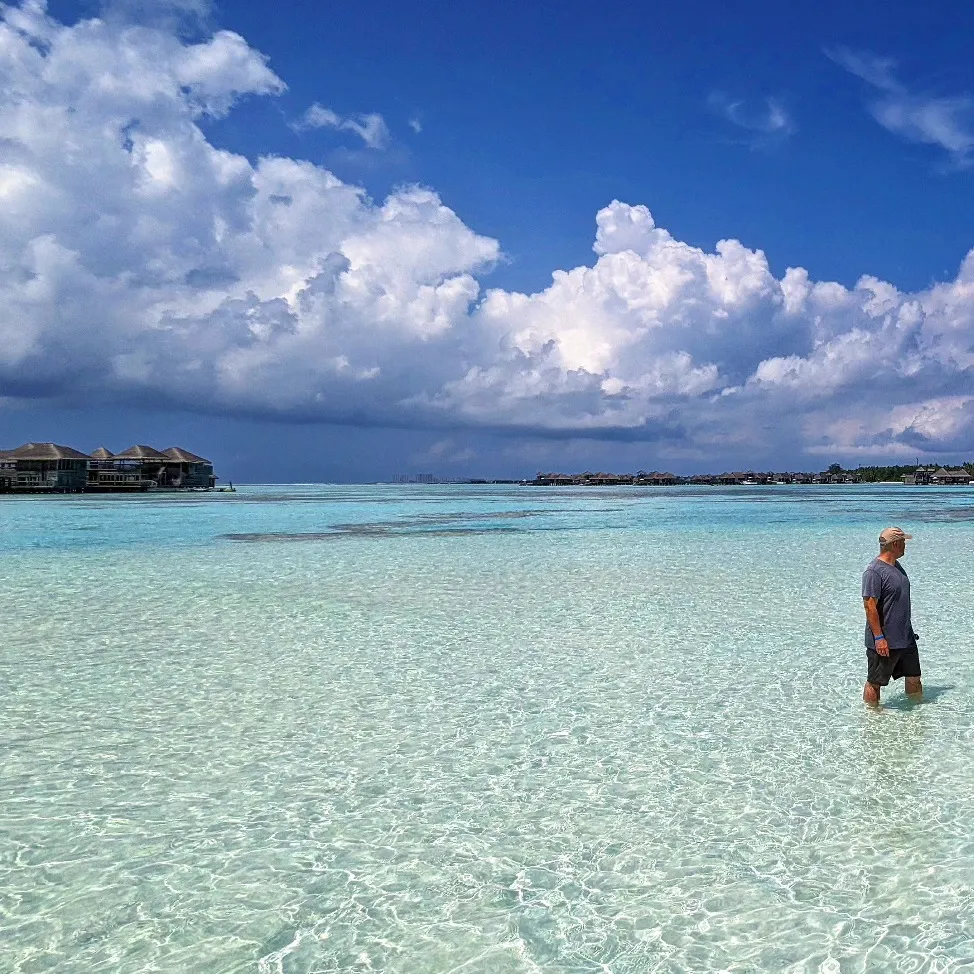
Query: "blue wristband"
874 634 886 641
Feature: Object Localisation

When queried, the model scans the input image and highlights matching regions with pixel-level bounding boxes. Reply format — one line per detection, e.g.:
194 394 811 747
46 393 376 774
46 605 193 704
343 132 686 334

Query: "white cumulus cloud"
0 2 973 463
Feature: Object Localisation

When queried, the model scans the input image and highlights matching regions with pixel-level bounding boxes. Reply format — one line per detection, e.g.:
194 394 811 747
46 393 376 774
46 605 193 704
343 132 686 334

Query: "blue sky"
2 0 974 481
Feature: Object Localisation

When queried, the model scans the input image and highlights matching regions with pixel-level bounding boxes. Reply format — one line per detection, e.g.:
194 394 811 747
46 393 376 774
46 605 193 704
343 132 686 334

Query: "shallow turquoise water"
2 485 973 973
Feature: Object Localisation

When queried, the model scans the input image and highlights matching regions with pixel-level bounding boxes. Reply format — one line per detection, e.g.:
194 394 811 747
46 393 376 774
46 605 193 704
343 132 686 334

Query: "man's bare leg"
863 681 881 705
905 677 922 698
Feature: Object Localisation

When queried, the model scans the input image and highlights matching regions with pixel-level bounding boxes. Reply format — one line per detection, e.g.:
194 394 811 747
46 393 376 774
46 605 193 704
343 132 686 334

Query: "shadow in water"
880 683 955 711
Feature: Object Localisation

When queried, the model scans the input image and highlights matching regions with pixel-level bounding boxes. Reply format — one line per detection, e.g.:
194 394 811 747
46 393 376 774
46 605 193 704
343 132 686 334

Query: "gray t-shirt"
862 557 914 650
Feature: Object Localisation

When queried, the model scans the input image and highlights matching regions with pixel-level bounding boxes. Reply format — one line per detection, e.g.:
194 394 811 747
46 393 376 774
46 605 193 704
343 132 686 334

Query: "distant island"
0 442 222 493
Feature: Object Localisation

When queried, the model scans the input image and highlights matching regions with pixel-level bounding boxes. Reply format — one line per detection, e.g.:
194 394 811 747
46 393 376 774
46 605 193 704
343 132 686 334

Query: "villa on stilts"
0 442 222 493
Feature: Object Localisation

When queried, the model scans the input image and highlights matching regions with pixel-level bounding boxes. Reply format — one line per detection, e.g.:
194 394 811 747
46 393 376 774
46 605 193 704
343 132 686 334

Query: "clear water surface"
2 484 973 973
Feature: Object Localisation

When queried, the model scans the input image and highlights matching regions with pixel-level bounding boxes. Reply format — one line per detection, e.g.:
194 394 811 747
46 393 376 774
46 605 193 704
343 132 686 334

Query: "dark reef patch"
221 509 553 542
221 525 527 542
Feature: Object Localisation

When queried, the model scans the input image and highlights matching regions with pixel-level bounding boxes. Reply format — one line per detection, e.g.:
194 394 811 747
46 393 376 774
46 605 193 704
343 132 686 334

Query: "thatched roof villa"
160 447 216 488
0 442 217 493
902 466 972 486
0 443 91 490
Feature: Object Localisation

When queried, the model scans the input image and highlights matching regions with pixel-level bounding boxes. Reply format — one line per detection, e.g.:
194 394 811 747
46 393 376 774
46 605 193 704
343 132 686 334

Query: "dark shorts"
866 642 922 687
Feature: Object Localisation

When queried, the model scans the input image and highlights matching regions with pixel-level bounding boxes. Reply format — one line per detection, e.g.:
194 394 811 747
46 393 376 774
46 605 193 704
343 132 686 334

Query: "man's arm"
863 597 889 656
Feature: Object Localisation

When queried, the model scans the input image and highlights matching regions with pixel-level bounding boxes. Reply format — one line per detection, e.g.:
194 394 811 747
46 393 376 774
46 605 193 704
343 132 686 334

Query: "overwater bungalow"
87 447 148 491
907 466 935 485
634 471 679 486
931 467 972 485
901 466 971 486
584 471 633 486
161 448 216 488
0 450 14 488
93 444 217 489
112 445 170 484
0 441 220 493
0 443 91 491
532 472 577 486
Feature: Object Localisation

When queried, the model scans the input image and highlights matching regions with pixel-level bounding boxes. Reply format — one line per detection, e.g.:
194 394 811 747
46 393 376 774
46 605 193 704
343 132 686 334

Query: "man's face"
893 538 907 558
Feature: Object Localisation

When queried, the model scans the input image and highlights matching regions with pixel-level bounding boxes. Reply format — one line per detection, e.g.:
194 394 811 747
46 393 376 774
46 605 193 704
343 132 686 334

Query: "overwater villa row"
0 443 218 493
530 470 860 486
902 466 973 485
530 467 972 487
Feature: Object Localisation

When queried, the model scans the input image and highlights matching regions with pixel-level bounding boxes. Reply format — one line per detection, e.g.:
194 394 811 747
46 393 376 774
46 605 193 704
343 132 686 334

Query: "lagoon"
2 485 974 972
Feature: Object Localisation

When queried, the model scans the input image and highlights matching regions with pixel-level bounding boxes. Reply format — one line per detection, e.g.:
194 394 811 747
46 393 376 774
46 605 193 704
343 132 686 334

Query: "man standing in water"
862 527 922 704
